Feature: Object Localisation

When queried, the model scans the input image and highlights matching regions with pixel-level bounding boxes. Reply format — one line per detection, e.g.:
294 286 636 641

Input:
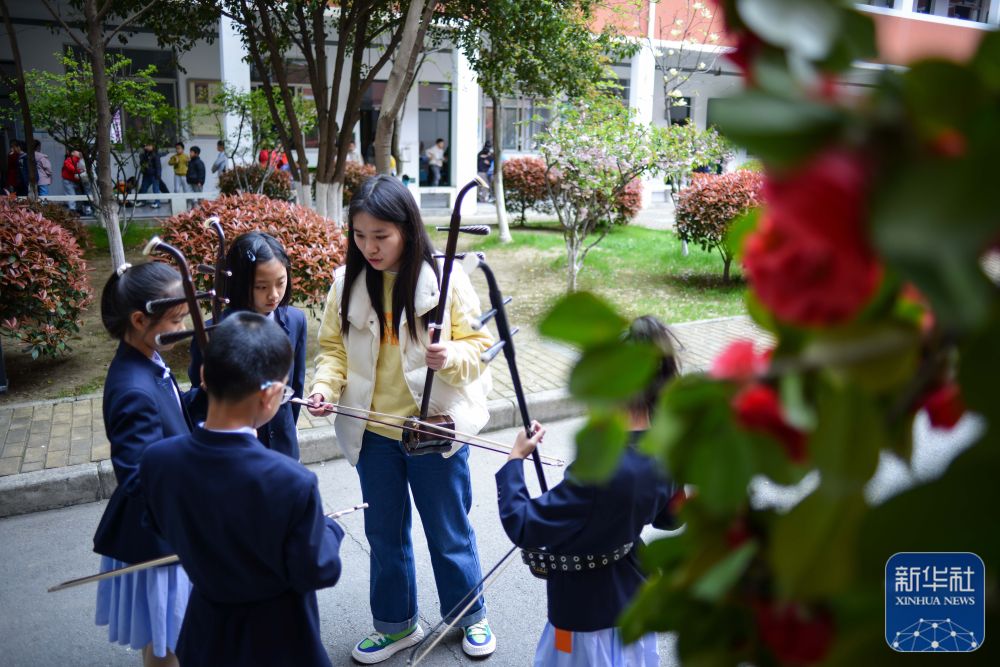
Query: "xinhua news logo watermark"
886 552 985 652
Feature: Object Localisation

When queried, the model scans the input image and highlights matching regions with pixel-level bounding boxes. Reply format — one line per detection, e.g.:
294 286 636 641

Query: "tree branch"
38 0 89 51
103 0 159 47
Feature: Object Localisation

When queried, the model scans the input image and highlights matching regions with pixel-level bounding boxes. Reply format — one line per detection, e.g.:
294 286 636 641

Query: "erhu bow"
401 176 492 456
48 504 369 593
143 236 211 353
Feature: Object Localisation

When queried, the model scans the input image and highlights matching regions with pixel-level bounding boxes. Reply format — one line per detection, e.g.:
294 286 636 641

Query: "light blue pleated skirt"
534 623 659 667
94 556 191 658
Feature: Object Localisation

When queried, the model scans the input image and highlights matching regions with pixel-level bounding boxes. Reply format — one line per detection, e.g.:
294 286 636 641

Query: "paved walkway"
0 315 772 516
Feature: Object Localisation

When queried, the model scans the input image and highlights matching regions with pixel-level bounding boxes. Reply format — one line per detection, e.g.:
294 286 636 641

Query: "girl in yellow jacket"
308 175 496 664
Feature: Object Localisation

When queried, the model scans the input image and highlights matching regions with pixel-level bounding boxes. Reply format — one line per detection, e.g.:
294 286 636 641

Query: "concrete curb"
0 390 583 519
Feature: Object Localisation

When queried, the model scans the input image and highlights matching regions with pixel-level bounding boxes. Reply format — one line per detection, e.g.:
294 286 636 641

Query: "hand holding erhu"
402 176 488 456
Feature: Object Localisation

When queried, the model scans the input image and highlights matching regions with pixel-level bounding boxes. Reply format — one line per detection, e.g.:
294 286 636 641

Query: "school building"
0 0 996 212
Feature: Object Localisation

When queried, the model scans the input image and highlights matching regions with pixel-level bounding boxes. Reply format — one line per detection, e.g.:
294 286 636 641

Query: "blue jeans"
139 175 161 205
356 430 486 633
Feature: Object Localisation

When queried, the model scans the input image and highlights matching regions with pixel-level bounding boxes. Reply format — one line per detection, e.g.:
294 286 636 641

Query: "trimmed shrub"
502 156 554 224
161 194 347 309
0 199 94 358
19 199 91 250
343 162 376 204
675 171 764 281
218 164 294 201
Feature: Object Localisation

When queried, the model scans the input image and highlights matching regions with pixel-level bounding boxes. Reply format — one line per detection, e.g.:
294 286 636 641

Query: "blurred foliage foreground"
538 1 1000 664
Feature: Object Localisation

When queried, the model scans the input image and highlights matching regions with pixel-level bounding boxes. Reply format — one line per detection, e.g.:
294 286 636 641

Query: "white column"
400 78 422 205
930 0 949 16
218 16 253 165
988 0 1000 25
895 0 916 12
452 48 480 215
629 31 658 208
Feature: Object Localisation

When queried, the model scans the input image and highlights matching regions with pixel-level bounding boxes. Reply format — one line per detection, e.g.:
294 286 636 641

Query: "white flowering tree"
658 120 734 203
652 0 723 121
537 94 668 291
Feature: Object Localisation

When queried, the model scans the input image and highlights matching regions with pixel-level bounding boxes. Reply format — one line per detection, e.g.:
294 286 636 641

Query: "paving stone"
2 442 26 459
45 450 69 468
19 460 43 473
22 447 46 464
5 429 27 445
0 457 21 476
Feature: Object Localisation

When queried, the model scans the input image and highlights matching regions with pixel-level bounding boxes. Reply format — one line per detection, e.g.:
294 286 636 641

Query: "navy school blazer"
93 341 193 564
187 305 307 460
495 432 677 632
140 427 344 667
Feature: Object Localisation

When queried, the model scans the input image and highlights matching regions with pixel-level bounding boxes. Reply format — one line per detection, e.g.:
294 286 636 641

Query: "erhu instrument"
142 217 230 348
401 176 493 456
48 504 368 592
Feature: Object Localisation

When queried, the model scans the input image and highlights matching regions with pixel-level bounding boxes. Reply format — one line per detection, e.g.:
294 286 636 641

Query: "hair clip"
115 262 132 277
246 249 256 263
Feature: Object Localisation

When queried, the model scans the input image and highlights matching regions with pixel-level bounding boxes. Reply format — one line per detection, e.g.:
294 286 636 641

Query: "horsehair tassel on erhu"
203 216 228 322
143 236 210 353
47 503 369 593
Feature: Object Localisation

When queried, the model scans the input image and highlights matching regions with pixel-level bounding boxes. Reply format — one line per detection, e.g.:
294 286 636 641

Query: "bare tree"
651 0 723 123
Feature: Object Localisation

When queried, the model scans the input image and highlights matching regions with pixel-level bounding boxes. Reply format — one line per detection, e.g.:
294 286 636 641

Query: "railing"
28 192 219 217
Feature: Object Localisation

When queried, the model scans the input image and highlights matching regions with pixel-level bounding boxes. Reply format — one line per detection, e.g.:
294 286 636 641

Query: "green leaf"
539 291 628 346
691 541 757 602
958 305 1000 418
902 60 985 135
872 157 998 332
737 0 842 61
723 208 760 263
712 92 844 167
571 409 629 483
640 533 688 573
822 8 877 72
569 342 660 401
686 414 755 517
809 380 883 494
972 29 1000 91
770 490 867 598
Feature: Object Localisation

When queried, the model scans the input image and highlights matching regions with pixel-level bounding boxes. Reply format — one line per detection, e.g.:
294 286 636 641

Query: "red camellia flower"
754 600 835 666
710 340 771 381
923 382 966 429
742 150 883 327
732 384 808 463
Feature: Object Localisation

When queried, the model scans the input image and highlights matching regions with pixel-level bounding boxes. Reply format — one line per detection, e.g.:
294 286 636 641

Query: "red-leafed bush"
161 194 347 309
611 177 643 224
19 199 92 250
676 171 764 281
218 164 294 201
503 156 555 223
0 199 94 358
342 161 376 204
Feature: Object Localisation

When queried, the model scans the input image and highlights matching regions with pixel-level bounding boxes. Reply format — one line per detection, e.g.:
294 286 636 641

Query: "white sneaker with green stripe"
462 618 497 657
351 624 425 664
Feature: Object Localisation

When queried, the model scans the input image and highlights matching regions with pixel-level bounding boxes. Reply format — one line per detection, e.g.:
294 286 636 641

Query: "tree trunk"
1 0 38 200
327 182 344 226
373 0 433 174
723 255 731 283
315 181 329 218
491 99 512 242
84 0 125 267
391 114 402 174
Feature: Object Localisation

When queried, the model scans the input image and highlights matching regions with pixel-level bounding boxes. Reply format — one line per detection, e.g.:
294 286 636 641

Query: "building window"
250 59 319 149
915 0 990 22
418 82 452 186
861 0 895 7
665 97 692 125
482 97 551 153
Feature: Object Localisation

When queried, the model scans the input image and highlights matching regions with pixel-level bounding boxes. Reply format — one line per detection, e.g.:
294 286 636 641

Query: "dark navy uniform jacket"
140 427 344 667
93 342 192 564
187 305 307 459
496 434 677 632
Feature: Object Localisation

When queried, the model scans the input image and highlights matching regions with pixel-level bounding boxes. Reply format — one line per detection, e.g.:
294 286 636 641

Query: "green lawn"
454 223 749 327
